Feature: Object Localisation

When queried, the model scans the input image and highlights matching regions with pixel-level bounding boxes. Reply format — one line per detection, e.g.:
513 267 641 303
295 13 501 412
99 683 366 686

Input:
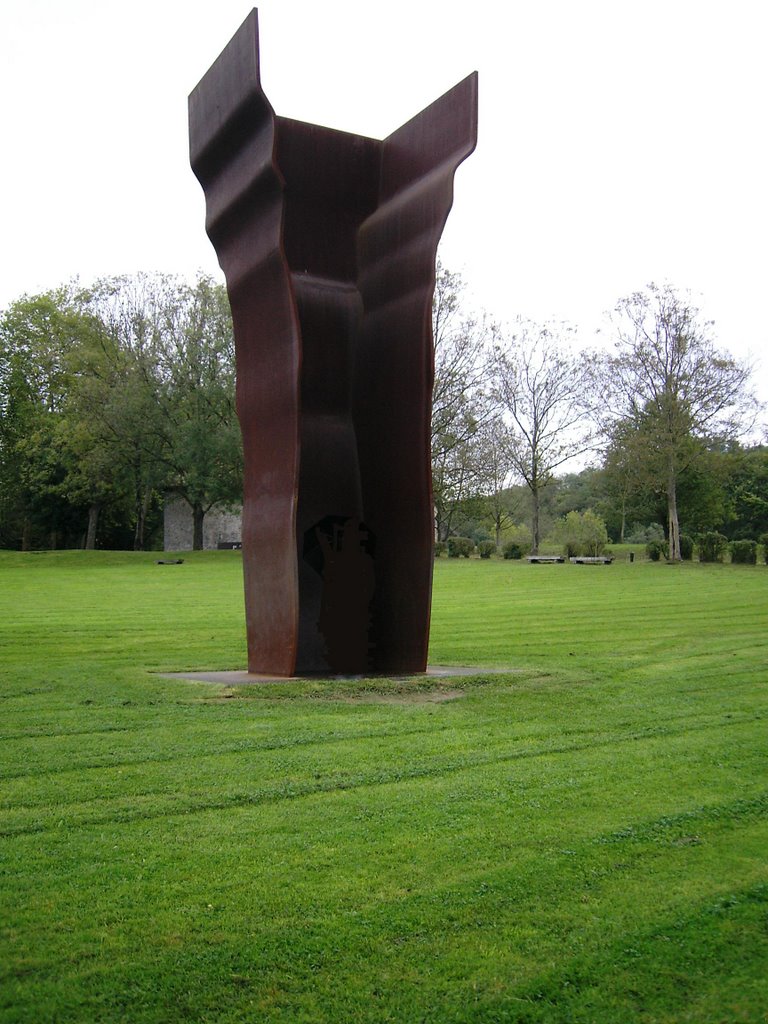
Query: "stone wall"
163 496 242 551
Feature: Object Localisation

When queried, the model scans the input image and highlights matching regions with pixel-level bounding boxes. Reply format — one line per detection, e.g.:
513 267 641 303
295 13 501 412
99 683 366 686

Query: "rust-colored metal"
189 9 477 676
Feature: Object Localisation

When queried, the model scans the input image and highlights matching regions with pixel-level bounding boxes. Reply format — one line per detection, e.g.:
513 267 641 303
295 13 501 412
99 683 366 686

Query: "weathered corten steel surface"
189 9 477 676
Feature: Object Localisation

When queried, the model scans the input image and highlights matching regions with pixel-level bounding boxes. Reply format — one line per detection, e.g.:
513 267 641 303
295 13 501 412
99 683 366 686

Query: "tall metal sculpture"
189 9 477 676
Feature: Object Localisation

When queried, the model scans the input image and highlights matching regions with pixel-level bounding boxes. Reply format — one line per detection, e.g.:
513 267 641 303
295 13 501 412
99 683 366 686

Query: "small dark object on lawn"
155 559 184 565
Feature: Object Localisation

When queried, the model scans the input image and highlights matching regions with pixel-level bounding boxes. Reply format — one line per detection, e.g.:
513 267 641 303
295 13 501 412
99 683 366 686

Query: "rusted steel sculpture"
189 9 477 676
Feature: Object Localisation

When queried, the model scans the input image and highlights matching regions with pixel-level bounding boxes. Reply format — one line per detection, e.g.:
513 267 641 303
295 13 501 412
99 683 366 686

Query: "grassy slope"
0 551 766 1023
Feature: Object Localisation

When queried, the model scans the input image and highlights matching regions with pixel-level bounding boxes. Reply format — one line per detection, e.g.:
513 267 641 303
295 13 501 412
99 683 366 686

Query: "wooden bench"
526 555 565 564
569 556 614 564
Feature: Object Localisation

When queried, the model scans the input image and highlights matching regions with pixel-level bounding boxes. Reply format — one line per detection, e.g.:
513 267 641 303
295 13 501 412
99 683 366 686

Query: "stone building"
163 496 242 551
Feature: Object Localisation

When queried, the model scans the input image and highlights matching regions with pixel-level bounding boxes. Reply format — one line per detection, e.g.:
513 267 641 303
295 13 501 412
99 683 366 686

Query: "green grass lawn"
1 551 766 1023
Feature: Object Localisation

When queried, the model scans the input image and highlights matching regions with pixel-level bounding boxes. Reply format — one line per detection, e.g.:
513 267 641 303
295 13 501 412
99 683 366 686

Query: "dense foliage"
0 274 241 550
447 536 474 558
730 538 758 564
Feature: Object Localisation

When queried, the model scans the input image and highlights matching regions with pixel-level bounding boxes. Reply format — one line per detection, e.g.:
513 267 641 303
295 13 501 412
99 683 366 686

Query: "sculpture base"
157 666 506 686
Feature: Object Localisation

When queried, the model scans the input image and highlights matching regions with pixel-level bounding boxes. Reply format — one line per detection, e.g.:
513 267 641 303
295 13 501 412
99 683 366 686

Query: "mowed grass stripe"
2 703 760 789
3 795 766 1022
2 710 764 837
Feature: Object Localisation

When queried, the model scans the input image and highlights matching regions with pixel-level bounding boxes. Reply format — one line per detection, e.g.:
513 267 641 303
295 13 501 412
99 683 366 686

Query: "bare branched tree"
494 320 596 553
469 414 523 548
431 261 498 539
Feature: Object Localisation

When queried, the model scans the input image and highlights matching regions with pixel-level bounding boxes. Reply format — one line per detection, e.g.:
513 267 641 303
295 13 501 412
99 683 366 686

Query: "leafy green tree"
551 467 610 518
724 444 768 539
155 275 242 549
52 411 133 549
84 273 242 550
673 448 732 537
0 288 108 548
82 273 192 548
601 283 756 560
598 419 658 542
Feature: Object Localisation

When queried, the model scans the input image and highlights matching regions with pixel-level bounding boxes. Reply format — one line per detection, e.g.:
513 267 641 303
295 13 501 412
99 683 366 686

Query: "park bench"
526 555 565 564
569 556 614 564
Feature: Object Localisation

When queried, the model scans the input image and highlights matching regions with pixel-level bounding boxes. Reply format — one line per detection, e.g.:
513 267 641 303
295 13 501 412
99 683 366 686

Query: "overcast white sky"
2 0 767 407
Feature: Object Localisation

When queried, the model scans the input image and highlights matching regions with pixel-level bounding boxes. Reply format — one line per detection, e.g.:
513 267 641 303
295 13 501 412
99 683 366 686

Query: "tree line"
1 266 764 555
0 273 241 551
431 264 763 558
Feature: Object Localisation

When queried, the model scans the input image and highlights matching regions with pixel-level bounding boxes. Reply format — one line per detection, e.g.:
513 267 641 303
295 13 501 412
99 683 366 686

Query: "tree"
83 273 242 550
469 415 523 548
493 319 596 553
725 444 768 539
431 261 497 540
0 288 111 549
599 419 659 543
52 408 133 550
150 274 241 549
1 273 243 551
602 283 756 560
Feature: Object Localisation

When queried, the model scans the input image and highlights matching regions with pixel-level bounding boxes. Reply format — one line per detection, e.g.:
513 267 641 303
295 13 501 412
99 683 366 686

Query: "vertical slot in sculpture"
189 9 477 676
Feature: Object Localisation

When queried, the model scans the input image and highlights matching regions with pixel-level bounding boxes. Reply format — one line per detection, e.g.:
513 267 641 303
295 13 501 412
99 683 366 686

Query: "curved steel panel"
189 9 477 675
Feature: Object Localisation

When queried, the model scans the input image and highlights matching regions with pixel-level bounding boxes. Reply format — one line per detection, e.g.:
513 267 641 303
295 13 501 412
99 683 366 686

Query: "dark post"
189 9 477 676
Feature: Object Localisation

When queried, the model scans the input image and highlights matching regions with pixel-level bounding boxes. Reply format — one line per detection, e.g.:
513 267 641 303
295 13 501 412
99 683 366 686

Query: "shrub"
730 539 757 565
501 523 533 552
626 522 666 544
503 542 523 560
471 527 492 545
576 509 608 556
646 540 668 562
759 533 768 564
696 531 729 563
434 541 447 559
477 540 496 560
447 536 474 559
553 509 609 558
679 534 694 560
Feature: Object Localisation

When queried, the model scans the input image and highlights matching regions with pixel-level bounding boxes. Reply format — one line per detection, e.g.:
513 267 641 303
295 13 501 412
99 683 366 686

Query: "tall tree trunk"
619 490 627 544
133 486 152 551
85 503 100 550
667 461 681 561
437 500 454 542
21 517 31 552
530 482 540 554
434 506 446 543
192 502 205 551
